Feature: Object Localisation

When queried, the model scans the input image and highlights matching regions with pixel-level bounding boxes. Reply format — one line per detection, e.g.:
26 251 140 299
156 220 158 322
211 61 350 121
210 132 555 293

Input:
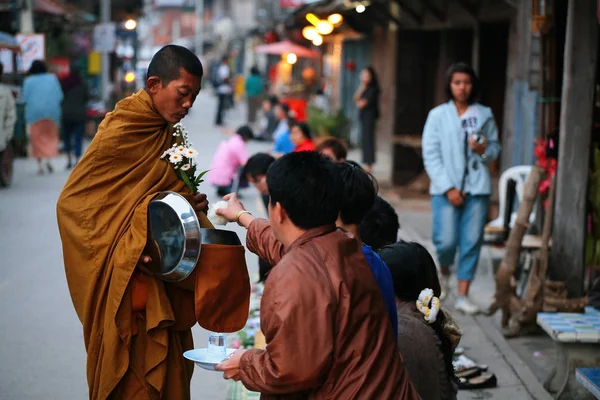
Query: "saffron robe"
57 89 249 399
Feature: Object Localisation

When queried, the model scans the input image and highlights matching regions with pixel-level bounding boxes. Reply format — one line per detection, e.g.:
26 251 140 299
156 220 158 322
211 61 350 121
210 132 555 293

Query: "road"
0 91 269 400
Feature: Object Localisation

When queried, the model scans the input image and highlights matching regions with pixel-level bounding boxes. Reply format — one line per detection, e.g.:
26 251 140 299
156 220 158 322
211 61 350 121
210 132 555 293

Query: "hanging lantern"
302 26 318 41
312 34 323 46
327 13 343 27
316 20 334 35
531 0 553 34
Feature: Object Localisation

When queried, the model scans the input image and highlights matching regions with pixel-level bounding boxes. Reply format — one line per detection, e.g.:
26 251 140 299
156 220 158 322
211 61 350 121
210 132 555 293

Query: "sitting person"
290 122 316 153
316 137 347 162
359 195 400 251
215 152 419 399
243 152 276 282
378 241 459 400
271 104 294 156
208 125 253 196
336 161 398 338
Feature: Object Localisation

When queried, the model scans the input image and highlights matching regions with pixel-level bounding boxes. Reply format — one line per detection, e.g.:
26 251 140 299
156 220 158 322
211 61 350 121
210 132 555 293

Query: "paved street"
0 91 270 400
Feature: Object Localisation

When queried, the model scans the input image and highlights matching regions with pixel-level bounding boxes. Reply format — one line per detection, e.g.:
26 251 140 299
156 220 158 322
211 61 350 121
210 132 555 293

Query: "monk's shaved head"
147 45 203 87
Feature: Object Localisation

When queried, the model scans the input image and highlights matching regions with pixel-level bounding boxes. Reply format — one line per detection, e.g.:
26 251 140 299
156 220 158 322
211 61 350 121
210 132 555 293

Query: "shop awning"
255 40 321 58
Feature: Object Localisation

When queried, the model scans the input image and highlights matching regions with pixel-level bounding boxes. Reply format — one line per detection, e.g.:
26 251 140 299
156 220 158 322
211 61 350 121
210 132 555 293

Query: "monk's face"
147 68 202 123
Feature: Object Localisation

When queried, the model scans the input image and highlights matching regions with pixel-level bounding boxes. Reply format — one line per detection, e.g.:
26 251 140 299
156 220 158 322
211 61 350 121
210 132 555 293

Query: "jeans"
215 94 227 126
431 194 489 281
63 121 84 158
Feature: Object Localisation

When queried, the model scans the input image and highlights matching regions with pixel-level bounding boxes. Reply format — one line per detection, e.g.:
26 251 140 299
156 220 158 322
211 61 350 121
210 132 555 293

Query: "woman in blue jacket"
422 63 500 314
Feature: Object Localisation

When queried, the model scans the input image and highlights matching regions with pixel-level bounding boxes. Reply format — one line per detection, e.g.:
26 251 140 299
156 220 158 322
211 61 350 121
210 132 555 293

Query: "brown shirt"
239 219 421 399
396 302 457 400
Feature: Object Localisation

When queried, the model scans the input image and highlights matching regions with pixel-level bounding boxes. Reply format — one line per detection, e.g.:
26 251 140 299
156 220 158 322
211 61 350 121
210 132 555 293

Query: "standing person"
0 62 16 179
214 55 233 126
422 62 500 312
60 65 88 169
22 60 63 175
215 152 419 399
289 121 316 152
208 125 253 196
257 95 278 141
56 45 249 399
353 66 380 173
245 66 264 126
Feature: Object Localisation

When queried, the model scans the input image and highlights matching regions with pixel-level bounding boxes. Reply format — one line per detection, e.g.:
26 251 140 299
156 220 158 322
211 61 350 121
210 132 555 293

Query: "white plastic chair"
487 165 535 230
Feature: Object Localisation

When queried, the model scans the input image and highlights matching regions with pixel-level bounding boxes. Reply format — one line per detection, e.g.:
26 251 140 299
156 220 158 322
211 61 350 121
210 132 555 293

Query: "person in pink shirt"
208 125 253 196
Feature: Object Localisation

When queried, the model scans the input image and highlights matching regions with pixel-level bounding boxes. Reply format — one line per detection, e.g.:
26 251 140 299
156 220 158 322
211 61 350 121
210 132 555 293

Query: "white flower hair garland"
416 288 440 324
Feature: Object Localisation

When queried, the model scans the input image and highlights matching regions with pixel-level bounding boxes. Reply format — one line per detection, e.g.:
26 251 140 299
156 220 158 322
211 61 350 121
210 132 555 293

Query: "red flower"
539 178 551 195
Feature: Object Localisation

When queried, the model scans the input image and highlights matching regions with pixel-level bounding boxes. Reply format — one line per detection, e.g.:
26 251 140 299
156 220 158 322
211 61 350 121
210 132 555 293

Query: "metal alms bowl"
148 191 201 282
147 191 243 282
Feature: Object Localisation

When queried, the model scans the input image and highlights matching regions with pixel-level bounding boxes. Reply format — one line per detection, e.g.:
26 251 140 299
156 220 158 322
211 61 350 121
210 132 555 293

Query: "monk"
214 152 420 399
57 45 248 399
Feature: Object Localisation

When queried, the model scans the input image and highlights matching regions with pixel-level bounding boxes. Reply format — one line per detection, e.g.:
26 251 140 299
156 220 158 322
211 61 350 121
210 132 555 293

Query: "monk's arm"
245 219 285 266
238 263 334 394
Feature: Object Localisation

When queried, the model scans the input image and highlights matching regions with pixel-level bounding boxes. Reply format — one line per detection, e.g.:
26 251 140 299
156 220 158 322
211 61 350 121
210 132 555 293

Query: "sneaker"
440 274 450 300
455 297 480 315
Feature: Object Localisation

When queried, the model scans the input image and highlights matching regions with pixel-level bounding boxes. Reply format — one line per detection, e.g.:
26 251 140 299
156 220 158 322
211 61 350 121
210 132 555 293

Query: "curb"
475 315 554 400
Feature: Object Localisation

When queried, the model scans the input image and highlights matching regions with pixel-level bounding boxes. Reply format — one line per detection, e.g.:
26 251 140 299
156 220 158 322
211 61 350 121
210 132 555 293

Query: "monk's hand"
136 255 153 275
193 193 209 213
215 349 246 381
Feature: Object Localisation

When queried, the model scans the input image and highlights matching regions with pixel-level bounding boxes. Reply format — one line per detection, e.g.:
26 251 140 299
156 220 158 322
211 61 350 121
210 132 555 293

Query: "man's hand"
215 193 246 223
136 255 153 275
446 188 465 207
193 193 209 213
215 349 247 381
469 136 487 156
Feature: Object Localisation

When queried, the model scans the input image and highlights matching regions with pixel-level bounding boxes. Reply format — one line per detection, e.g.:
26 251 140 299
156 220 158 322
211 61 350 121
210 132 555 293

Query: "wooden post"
550 0 599 297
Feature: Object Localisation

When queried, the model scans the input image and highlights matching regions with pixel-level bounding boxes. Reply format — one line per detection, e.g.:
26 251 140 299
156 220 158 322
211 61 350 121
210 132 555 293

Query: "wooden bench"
537 307 600 399
576 368 600 399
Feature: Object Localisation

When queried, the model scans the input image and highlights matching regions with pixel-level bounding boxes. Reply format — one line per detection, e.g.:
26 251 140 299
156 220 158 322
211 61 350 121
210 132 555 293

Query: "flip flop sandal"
455 367 483 379
458 373 497 390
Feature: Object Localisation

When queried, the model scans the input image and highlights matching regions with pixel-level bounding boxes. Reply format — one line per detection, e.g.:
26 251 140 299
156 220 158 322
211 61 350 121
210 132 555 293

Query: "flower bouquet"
161 123 208 195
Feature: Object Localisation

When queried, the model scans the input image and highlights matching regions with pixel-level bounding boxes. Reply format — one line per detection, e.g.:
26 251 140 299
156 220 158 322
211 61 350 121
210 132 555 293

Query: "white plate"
183 348 237 371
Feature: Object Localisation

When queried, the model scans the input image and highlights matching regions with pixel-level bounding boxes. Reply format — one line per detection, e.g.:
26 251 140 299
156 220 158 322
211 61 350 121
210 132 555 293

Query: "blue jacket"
422 101 500 196
362 244 398 338
23 73 63 125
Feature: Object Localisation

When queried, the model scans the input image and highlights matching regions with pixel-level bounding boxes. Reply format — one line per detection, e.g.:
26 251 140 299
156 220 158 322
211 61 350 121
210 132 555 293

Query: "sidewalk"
381 189 553 400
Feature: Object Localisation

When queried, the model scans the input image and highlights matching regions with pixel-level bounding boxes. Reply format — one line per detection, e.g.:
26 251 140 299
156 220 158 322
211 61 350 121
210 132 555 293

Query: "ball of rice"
208 200 229 226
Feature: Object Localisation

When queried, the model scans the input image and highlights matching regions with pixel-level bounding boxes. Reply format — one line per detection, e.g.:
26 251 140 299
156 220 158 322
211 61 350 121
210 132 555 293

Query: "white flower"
208 200 230 226
169 153 183 164
181 164 191 171
161 149 172 159
175 146 186 155
184 148 198 158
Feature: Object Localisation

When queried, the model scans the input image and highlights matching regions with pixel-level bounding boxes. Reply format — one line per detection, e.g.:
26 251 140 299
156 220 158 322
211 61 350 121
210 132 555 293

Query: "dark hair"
316 88 324 95
0 62 3 76
290 122 311 140
278 103 290 115
267 152 342 230
316 138 347 161
337 160 379 225
268 95 278 106
147 45 203 87
29 60 47 75
365 66 380 89
446 62 479 104
236 125 254 141
359 196 399 250
377 241 456 387
244 153 275 179
250 66 260 75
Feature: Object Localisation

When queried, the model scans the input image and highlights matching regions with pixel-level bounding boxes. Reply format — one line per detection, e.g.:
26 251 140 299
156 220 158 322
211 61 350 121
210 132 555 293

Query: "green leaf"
178 169 198 194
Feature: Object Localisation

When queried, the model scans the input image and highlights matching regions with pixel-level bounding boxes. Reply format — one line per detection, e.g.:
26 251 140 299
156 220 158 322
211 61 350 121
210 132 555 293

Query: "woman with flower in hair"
378 241 460 400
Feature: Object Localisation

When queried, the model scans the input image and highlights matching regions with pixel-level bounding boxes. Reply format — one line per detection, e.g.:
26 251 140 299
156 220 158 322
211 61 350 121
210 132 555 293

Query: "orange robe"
57 90 248 399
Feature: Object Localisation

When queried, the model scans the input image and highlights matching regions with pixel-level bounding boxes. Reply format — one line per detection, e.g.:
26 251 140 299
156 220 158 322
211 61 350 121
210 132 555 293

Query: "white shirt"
217 64 233 94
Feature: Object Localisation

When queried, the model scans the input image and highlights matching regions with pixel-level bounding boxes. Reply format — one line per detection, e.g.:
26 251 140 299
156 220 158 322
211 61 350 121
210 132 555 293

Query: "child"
208 125 253 196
